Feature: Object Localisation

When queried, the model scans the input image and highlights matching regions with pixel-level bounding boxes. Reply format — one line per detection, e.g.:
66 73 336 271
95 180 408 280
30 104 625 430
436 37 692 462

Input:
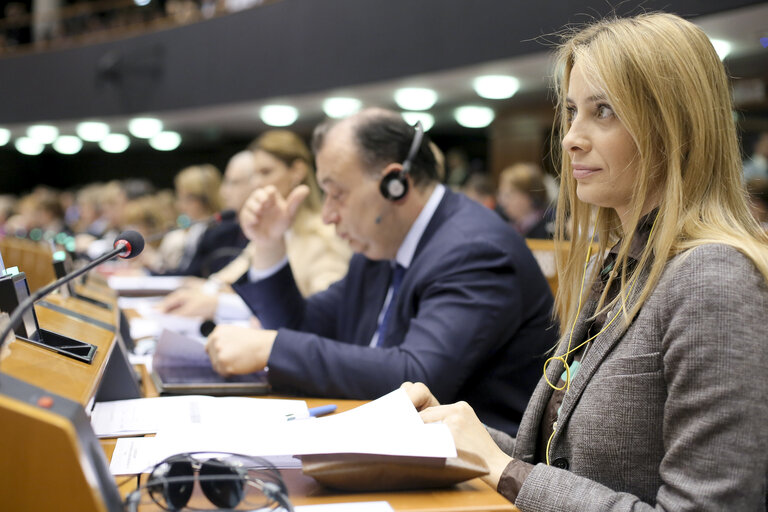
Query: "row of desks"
3 276 518 511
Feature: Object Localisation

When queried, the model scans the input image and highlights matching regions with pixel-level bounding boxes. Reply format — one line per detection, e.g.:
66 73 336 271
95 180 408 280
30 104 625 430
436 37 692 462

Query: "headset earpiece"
379 171 409 201
379 121 424 202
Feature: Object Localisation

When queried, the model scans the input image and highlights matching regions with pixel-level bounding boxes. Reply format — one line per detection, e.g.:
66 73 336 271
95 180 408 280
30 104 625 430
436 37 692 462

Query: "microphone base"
17 329 97 364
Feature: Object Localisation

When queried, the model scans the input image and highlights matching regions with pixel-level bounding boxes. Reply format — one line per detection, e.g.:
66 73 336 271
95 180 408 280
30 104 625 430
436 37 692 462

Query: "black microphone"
213 209 237 223
200 319 217 337
0 231 145 353
146 210 237 243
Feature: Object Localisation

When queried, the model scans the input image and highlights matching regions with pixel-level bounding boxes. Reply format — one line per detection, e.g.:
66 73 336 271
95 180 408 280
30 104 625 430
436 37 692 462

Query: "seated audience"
151 164 222 274
160 130 351 319
747 178 768 230
497 163 554 239
404 13 768 510
743 131 768 182
204 109 557 436
461 172 497 211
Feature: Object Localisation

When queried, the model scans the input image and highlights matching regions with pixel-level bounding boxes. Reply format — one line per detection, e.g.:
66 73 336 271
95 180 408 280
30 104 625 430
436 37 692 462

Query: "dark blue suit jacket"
178 220 249 278
234 190 556 435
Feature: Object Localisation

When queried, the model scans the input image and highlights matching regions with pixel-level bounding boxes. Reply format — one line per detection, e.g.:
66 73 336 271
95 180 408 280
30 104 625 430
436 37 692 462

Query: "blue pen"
308 404 337 417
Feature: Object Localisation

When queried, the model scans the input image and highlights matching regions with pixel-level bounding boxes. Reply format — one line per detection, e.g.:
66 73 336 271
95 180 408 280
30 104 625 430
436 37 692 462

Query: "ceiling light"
15 137 44 155
709 38 732 60
322 97 362 119
99 133 130 153
260 105 299 127
76 121 110 142
27 124 58 144
473 75 520 99
128 117 163 138
0 128 10 146
52 135 83 155
401 112 435 131
454 106 495 128
394 88 438 111
149 131 182 151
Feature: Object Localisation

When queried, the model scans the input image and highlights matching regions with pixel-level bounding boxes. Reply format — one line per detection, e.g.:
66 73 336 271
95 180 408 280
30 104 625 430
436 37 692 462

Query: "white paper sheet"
109 389 456 475
108 275 186 294
92 395 309 437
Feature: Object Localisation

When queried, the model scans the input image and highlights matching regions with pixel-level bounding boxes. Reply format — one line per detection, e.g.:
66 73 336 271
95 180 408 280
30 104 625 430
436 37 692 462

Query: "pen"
308 404 337 417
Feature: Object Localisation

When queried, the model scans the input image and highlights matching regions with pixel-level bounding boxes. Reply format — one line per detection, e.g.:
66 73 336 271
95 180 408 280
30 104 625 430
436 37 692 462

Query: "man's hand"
240 184 309 244
158 289 218 318
239 184 310 269
205 325 277 376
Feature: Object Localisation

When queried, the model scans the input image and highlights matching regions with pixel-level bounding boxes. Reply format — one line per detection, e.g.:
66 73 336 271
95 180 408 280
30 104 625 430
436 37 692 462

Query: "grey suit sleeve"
515 246 768 511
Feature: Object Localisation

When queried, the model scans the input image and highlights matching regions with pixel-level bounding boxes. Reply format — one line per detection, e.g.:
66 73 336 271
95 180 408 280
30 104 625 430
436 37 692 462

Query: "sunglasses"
125 452 294 511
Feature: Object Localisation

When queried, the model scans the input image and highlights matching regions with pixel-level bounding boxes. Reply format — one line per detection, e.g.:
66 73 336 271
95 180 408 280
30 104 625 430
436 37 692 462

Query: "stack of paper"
91 396 309 438
109 389 455 475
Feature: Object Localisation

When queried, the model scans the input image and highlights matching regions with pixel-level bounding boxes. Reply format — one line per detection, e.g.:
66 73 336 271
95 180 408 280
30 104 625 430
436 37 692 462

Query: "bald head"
221 150 256 212
312 108 438 187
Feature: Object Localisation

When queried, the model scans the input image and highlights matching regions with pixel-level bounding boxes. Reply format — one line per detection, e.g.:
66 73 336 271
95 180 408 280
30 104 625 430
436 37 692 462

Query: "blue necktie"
376 263 405 347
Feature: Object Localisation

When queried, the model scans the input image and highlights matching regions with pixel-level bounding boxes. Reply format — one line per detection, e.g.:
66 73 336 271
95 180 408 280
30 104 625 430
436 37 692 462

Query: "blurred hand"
240 185 310 245
158 289 218 318
401 381 441 411
205 325 276 376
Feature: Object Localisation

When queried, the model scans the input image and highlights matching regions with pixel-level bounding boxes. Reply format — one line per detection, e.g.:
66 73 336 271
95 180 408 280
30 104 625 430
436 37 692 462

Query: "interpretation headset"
379 121 425 202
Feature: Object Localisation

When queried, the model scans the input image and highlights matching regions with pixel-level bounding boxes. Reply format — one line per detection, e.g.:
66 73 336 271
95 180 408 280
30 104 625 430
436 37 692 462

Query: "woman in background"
496 163 554 239
405 12 768 511
160 130 351 319
151 164 222 274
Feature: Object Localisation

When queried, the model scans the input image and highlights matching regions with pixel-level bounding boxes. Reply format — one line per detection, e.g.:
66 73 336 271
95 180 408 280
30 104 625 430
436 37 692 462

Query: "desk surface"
107 370 518 511
79 283 519 512
101 396 518 512
1 297 118 406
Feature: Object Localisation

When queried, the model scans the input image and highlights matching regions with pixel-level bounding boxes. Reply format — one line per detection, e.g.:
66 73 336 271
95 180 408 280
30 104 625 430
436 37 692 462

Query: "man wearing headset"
205 108 555 435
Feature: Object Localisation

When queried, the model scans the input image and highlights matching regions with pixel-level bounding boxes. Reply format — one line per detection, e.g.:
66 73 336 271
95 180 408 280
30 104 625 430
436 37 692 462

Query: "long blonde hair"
553 13 768 335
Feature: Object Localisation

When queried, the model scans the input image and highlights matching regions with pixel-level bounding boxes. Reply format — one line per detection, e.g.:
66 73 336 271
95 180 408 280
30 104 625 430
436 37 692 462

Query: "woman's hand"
402 381 513 489
401 381 441 410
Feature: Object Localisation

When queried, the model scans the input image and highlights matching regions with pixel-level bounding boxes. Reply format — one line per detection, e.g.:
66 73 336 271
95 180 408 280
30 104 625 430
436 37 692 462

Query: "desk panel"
1 305 117 405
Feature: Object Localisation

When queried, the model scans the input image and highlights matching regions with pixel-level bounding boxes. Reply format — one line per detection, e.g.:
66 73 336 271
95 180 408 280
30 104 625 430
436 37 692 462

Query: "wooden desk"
1 302 118 406
106 371 518 511
101 402 518 511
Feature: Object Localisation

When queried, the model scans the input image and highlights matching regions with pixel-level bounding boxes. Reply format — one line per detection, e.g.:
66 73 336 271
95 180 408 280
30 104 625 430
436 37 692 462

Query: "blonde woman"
405 13 768 510
153 164 222 273
160 130 350 318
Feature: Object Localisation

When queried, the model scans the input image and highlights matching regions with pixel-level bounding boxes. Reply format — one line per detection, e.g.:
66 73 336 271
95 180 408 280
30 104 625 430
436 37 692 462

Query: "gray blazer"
491 243 768 511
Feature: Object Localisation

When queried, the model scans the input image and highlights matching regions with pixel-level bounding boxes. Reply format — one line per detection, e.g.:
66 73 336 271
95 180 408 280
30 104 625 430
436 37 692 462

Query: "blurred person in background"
746 178 768 230
76 180 129 259
151 164 222 274
497 163 555 239
743 132 768 182
169 151 253 278
74 183 108 238
461 172 498 211
0 195 16 236
159 130 351 320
